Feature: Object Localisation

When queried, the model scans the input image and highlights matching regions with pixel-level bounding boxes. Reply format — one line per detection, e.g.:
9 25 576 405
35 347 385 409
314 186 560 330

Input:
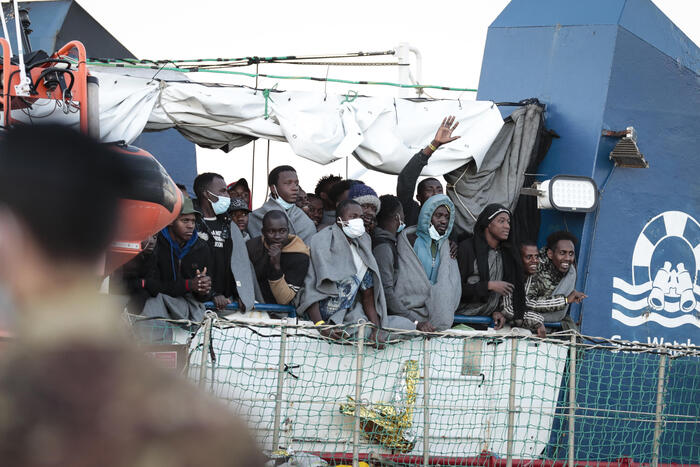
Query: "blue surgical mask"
272 187 295 211
207 190 230 215
396 215 406 233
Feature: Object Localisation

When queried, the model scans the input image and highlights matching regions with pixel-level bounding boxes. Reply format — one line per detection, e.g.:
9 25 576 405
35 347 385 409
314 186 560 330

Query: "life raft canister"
105 142 182 275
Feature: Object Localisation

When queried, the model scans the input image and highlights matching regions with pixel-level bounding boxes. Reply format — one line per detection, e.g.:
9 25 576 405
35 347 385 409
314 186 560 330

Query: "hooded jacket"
247 235 310 305
392 195 461 330
143 229 212 299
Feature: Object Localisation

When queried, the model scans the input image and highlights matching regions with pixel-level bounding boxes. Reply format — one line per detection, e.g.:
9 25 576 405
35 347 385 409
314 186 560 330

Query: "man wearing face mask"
456 204 526 330
193 172 238 311
297 200 415 343
391 194 461 331
247 165 317 243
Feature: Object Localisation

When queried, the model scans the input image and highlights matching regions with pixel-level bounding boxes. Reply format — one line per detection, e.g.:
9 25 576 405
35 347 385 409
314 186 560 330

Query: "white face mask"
207 190 230 215
272 186 295 211
340 218 365 238
429 224 444 241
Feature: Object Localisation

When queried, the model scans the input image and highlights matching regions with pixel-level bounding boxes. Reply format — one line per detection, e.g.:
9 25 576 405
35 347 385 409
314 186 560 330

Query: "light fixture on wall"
521 175 599 212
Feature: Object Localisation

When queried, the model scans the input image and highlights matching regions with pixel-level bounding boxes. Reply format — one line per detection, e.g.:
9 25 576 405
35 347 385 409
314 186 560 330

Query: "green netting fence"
128 314 700 466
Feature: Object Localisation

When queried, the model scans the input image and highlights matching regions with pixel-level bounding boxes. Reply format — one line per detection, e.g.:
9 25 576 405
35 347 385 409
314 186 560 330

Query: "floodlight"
536 175 599 212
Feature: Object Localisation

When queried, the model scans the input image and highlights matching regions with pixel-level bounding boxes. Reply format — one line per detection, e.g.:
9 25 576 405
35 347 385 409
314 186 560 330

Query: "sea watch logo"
612 211 700 329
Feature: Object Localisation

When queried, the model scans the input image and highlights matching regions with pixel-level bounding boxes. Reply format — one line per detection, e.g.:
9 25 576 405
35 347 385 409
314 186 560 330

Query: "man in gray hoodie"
372 195 406 321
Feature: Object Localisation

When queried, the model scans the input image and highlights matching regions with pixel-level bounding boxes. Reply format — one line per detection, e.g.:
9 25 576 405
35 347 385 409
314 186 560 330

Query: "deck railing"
130 315 700 467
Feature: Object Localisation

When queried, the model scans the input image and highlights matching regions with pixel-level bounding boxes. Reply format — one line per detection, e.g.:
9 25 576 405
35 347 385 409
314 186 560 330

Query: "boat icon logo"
611 211 700 329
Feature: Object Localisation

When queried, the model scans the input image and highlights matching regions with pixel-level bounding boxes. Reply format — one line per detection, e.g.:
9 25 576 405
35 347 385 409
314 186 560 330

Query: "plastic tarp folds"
445 104 545 235
88 71 504 176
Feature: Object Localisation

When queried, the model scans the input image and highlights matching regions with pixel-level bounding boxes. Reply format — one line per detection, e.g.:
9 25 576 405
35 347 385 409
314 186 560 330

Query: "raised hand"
432 115 461 147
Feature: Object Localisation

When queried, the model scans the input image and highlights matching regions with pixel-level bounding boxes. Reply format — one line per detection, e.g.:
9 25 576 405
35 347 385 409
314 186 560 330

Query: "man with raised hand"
397 115 460 227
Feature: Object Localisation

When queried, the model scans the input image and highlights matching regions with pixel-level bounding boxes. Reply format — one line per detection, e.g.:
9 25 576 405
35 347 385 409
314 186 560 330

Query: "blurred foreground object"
0 124 263 467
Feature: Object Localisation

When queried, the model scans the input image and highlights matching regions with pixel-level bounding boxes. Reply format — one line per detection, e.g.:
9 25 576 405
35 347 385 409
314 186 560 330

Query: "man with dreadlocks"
455 204 526 329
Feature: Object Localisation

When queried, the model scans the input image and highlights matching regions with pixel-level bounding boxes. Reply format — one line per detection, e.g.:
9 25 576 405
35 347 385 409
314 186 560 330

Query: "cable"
84 60 478 93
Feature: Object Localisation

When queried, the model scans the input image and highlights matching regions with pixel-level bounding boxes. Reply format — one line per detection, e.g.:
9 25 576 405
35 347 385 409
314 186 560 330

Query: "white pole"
423 338 431 466
272 319 288 451
651 353 667 467
12 0 30 96
352 324 366 467
568 334 577 467
0 3 13 54
506 338 519 467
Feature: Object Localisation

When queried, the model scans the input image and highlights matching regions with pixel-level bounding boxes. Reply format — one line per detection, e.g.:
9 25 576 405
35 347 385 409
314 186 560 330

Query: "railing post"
423 337 431 467
506 338 519 467
651 353 667 467
272 319 288 451
198 314 213 388
568 333 577 467
353 323 366 467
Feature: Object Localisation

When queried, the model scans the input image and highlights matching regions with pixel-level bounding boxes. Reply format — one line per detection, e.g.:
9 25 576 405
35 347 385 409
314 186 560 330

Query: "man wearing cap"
348 181 381 236
137 198 214 321
229 197 251 242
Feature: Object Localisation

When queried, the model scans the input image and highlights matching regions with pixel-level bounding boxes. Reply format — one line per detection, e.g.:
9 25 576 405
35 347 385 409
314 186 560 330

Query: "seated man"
391 194 462 331
372 195 405 321
456 204 526 329
138 198 213 321
246 210 310 305
297 200 414 342
248 165 317 243
306 193 324 228
315 174 342 225
504 232 586 334
348 181 381 236
397 115 460 226
230 197 251 241
193 172 238 310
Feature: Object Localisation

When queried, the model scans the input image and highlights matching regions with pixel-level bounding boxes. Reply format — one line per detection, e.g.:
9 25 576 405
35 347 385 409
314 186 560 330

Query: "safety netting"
128 314 700 466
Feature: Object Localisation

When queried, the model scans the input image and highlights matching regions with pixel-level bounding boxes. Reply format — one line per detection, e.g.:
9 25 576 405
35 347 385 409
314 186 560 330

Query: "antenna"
11 0 30 96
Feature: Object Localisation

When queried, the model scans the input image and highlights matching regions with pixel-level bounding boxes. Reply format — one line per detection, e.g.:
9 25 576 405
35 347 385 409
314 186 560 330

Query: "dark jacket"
372 226 402 314
143 230 212 299
246 235 310 305
397 150 430 227
109 250 156 295
456 237 491 304
194 206 236 299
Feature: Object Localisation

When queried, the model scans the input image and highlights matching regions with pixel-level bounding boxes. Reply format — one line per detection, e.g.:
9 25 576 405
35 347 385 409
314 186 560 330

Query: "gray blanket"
392 226 462 331
248 197 317 244
539 264 577 323
141 293 205 321
297 224 415 333
445 104 543 235
229 222 258 311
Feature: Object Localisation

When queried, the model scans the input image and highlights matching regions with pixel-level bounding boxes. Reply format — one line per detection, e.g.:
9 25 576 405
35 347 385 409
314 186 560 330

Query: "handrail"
203 302 562 329
1 38 12 126
204 301 297 318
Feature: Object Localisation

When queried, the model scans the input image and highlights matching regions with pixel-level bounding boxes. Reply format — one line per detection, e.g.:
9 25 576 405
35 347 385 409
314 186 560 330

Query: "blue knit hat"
348 182 381 211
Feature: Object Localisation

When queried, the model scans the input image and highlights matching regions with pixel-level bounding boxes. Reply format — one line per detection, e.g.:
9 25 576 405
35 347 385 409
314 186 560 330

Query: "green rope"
84 60 478 93
262 84 278 119
341 90 358 103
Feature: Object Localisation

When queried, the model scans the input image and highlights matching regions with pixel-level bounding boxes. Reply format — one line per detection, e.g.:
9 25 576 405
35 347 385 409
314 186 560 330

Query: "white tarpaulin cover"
12 70 505 176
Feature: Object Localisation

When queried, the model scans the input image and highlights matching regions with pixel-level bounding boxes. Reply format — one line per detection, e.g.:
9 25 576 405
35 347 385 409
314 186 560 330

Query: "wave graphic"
612 278 653 295
612 309 700 328
612 278 700 328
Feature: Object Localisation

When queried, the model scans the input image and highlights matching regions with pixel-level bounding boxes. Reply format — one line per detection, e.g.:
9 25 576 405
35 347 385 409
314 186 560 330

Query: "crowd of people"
112 116 588 340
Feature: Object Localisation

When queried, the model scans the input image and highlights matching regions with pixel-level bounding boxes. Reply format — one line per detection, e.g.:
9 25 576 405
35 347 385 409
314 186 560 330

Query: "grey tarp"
445 104 544 235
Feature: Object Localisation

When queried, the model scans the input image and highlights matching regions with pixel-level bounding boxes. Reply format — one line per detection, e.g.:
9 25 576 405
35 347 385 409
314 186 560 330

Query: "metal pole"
352 324 366 467
651 353 667 467
568 333 577 467
272 320 288 450
423 337 431 467
506 338 519 467
198 315 213 388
